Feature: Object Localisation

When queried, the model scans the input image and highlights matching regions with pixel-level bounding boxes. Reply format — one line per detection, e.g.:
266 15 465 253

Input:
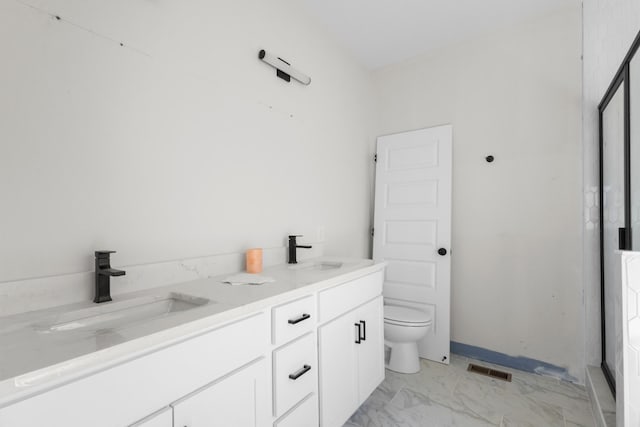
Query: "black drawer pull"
288 313 311 325
355 323 362 344
288 365 311 380
359 320 366 341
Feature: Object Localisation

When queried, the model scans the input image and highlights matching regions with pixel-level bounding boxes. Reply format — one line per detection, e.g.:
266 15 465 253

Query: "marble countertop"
0 257 384 407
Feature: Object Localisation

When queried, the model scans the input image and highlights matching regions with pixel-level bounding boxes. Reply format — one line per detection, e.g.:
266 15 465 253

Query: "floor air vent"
467 363 512 382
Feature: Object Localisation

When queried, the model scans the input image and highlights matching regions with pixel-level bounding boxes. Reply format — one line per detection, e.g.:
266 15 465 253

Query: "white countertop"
0 257 383 407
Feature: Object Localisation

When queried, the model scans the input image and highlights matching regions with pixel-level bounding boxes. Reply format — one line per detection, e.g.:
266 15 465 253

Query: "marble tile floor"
344 355 596 427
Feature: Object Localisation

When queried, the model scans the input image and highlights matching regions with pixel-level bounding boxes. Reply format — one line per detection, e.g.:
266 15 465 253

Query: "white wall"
372 8 584 380
0 0 374 283
582 0 640 373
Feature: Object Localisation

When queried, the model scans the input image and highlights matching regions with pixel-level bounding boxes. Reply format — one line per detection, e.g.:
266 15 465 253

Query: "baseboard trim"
450 341 578 383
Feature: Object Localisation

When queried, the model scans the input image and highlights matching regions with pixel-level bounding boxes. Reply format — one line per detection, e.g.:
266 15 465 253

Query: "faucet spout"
98 268 126 277
94 251 125 303
288 235 312 264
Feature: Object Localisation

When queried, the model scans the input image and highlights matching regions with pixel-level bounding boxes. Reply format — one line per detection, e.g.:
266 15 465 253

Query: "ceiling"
301 0 581 69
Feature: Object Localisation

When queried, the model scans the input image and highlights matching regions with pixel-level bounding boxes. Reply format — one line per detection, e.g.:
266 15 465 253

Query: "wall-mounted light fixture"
258 49 311 86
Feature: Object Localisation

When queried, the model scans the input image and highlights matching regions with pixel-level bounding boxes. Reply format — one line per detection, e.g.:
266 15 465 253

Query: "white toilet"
383 305 432 374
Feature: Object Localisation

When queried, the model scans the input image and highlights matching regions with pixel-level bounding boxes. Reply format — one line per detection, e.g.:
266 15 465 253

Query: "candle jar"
246 248 263 274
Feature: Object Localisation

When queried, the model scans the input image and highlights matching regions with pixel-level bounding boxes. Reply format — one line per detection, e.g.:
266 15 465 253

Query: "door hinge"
371 227 374 237
374 153 377 162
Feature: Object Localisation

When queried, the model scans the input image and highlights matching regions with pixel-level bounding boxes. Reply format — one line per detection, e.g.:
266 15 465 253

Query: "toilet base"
385 340 421 374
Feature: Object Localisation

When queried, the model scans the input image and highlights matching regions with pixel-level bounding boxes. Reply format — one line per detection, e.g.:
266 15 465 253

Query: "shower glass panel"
631 52 640 248
601 82 626 393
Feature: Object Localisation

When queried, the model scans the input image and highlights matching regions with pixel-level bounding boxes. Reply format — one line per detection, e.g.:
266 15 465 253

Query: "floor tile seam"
450 373 463 399
387 385 404 409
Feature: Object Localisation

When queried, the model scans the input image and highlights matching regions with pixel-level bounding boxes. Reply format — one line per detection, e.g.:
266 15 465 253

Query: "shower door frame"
598 28 640 398
598 69 629 399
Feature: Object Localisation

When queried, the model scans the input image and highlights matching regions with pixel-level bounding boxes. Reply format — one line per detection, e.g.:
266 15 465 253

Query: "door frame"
597 28 640 398
598 69 628 399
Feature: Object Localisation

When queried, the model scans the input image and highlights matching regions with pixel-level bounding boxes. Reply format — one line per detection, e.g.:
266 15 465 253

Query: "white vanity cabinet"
317 271 384 427
0 263 385 427
0 313 269 427
172 358 269 427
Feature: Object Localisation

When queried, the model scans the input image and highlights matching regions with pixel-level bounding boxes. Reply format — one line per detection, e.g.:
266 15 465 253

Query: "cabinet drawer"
272 295 315 345
318 270 383 323
274 394 319 427
273 333 317 417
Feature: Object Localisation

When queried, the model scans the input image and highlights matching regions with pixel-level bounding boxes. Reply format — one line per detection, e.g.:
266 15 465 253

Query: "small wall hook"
485 155 494 163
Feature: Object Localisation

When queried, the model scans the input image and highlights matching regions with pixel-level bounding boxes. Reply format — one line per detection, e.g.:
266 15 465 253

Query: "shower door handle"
619 227 627 250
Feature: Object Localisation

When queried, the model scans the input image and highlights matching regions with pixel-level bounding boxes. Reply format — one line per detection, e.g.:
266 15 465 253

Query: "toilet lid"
384 305 431 325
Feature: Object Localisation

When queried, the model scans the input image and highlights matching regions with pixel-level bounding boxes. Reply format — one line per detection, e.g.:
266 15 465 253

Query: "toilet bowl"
383 305 432 374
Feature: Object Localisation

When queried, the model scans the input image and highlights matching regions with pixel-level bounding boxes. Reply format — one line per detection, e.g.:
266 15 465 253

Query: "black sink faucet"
288 235 312 264
94 251 126 303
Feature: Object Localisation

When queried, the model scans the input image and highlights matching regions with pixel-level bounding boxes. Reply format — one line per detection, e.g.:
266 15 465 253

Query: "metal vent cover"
467 363 512 382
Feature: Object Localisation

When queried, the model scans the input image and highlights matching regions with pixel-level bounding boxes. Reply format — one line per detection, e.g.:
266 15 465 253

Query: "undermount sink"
288 261 343 271
34 292 212 333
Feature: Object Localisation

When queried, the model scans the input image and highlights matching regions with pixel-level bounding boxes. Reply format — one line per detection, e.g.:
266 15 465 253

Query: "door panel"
172 358 268 427
631 47 640 248
318 312 358 427
355 296 384 403
602 84 626 384
373 125 452 364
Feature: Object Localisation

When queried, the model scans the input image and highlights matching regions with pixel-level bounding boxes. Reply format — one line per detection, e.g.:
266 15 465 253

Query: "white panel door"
373 125 452 364
172 358 268 427
355 296 384 403
318 311 359 427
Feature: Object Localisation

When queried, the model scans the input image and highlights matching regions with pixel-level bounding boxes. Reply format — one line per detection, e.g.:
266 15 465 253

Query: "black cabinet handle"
359 320 366 341
438 248 447 256
355 323 362 344
288 365 311 380
288 313 311 325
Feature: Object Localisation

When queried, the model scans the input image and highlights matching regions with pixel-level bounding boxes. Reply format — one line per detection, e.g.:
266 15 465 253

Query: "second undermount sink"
289 261 343 271
34 292 212 333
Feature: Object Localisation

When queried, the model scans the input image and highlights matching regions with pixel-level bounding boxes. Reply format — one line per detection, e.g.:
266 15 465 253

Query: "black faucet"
288 235 312 264
94 250 126 303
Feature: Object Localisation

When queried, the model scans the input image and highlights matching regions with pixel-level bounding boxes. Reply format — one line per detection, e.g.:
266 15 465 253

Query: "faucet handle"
288 235 303 244
95 250 116 258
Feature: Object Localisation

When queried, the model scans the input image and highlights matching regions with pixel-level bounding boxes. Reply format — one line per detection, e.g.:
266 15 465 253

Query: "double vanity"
0 258 385 427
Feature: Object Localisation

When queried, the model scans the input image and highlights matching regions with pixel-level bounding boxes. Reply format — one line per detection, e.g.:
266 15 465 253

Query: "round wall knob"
438 248 447 256
486 155 494 163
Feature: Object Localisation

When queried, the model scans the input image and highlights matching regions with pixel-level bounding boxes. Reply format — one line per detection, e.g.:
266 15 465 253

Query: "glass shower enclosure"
599 29 640 397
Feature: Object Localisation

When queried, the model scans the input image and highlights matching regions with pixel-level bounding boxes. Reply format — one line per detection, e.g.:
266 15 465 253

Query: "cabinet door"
173 358 268 427
318 311 359 427
355 296 385 403
130 407 172 427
